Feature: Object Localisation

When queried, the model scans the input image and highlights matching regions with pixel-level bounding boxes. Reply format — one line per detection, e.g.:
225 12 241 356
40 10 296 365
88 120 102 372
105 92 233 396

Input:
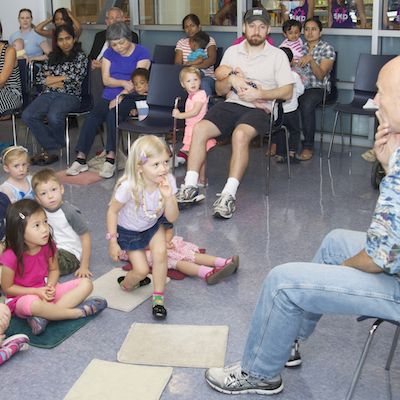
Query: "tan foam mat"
118 322 229 368
63 359 172 400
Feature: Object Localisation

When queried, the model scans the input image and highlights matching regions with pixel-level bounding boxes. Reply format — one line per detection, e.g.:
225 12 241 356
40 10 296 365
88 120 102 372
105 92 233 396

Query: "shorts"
204 102 270 139
117 215 172 251
57 249 80 276
13 279 82 318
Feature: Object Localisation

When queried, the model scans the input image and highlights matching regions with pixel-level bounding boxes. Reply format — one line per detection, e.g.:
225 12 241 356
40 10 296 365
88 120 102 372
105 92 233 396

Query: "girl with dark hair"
35 7 81 47
9 9 51 62
175 14 217 96
0 199 107 336
22 24 88 165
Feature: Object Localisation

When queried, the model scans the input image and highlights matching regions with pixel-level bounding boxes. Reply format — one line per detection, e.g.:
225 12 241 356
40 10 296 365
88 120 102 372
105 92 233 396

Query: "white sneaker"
99 161 116 179
66 161 88 176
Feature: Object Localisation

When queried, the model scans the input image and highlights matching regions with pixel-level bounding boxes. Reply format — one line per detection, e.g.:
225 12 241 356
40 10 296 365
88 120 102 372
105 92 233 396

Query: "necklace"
142 190 163 219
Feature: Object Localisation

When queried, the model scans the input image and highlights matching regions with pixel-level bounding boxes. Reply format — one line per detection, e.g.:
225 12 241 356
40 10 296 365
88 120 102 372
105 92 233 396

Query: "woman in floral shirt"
22 24 87 165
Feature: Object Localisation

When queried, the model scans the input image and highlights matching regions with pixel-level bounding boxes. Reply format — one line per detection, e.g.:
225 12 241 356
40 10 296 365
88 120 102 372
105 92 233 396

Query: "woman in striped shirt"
175 14 217 96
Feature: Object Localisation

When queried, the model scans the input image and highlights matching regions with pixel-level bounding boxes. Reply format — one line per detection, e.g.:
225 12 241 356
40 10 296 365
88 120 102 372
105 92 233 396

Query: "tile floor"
0 121 399 400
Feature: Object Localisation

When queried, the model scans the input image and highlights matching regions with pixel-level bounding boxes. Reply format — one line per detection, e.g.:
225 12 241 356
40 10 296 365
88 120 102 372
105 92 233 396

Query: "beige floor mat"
64 359 172 400
92 268 169 312
118 323 229 368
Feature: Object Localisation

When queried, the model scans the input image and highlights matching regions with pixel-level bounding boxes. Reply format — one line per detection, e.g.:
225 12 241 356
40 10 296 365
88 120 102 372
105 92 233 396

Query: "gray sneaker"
176 184 205 204
212 193 236 219
66 160 88 176
285 340 302 367
205 362 283 395
99 161 116 179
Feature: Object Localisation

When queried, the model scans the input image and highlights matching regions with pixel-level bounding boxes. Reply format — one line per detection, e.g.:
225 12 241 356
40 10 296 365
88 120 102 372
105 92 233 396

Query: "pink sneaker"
2 333 30 351
206 255 239 285
26 316 48 335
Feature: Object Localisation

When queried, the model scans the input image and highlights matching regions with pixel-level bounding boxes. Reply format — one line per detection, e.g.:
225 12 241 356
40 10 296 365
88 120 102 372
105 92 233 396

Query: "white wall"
2 0 47 40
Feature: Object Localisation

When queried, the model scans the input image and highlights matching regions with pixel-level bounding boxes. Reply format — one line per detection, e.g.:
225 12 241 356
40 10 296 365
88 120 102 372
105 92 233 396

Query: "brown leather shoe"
298 149 313 161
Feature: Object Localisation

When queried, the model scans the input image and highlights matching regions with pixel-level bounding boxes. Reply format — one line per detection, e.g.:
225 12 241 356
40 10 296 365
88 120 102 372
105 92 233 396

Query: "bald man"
205 57 400 396
89 7 138 70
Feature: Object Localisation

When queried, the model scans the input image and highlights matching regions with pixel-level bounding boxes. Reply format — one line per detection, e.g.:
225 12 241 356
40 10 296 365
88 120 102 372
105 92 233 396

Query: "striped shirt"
279 38 304 61
175 36 216 78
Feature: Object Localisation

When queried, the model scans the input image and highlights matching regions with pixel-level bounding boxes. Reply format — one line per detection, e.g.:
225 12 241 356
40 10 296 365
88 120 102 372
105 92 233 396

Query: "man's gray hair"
106 6 123 17
106 21 132 42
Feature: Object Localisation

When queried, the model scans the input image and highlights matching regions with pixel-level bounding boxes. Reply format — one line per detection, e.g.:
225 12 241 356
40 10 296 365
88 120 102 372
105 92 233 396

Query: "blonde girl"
0 146 34 203
106 135 179 319
0 199 107 336
172 66 215 186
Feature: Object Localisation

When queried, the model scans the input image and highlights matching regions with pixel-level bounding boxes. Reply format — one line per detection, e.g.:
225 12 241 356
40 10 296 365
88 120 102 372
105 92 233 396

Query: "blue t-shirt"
102 44 150 100
9 29 46 57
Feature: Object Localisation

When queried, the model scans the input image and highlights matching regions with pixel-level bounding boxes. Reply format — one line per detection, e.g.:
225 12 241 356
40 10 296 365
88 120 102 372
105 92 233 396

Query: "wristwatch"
106 232 119 240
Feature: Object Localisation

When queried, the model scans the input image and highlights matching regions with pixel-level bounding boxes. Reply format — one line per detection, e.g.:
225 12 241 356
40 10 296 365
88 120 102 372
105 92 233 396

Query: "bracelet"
106 232 119 241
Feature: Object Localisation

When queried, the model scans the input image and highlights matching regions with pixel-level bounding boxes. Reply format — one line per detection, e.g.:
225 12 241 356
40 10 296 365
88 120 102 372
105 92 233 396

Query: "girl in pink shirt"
172 67 216 187
0 199 107 336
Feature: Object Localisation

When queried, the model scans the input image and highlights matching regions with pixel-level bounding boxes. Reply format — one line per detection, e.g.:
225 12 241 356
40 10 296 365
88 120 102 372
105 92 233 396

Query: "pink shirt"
175 36 216 77
279 38 304 61
0 244 54 313
185 90 208 127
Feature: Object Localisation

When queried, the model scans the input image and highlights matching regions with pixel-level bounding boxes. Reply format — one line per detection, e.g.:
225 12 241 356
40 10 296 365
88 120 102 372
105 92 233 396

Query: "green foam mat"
5 315 96 348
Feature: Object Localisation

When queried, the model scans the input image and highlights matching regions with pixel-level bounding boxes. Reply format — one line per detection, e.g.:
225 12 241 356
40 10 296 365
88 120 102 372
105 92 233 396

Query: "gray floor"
0 121 399 400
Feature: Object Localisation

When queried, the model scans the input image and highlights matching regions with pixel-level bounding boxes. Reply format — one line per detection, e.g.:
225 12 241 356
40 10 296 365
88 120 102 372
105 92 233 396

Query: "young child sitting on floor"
121 228 239 285
0 302 29 365
186 31 210 66
172 67 215 186
0 146 34 204
32 168 92 277
0 199 107 335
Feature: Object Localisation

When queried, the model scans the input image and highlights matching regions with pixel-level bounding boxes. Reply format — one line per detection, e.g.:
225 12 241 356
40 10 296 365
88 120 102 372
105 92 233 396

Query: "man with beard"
176 8 294 219
204 56 400 396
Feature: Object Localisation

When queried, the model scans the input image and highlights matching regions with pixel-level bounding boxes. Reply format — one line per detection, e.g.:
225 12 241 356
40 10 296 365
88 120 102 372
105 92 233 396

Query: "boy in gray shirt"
32 168 92 277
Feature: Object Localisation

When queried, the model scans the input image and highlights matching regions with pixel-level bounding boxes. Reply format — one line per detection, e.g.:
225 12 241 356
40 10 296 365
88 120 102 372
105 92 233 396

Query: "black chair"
215 47 224 69
346 316 400 400
265 100 291 195
328 54 396 158
0 59 29 145
64 66 93 165
116 64 187 173
152 45 176 64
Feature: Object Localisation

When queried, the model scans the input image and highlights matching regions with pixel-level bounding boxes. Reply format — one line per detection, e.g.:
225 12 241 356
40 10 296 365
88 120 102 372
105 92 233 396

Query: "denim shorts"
117 216 172 251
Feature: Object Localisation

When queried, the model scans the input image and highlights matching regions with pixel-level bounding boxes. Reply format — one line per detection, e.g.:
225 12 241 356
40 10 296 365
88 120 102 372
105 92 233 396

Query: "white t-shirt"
283 70 305 113
115 174 177 232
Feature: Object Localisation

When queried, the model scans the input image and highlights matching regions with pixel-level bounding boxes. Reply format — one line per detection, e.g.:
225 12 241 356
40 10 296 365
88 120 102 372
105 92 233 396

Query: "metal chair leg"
385 326 400 371
283 126 291 179
349 116 353 157
345 319 383 400
11 113 17 145
65 117 70 166
328 111 339 158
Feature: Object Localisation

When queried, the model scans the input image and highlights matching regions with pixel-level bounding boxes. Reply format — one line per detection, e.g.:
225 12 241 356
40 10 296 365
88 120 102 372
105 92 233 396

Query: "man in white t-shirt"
176 8 294 219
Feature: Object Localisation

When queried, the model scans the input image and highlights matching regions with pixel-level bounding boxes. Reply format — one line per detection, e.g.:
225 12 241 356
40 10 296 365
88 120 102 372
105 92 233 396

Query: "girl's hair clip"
140 150 148 164
19 212 26 220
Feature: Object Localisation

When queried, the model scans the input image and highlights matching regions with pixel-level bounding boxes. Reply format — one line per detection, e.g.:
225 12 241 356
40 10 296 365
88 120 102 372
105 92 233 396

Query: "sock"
153 292 164 306
214 257 229 268
221 177 240 198
76 157 86 165
106 157 115 165
0 342 21 365
197 265 213 279
184 171 199 187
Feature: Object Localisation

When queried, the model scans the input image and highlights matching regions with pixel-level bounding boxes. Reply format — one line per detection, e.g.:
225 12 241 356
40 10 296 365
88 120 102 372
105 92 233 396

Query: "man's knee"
232 127 255 148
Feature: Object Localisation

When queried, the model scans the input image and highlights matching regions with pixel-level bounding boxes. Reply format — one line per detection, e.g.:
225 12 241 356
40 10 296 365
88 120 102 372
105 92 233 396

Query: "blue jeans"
241 229 400 380
200 75 215 97
22 92 80 151
298 88 324 150
75 96 136 156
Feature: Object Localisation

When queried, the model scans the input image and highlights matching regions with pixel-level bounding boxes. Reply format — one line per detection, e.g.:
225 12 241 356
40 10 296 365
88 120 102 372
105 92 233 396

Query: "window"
138 0 237 26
